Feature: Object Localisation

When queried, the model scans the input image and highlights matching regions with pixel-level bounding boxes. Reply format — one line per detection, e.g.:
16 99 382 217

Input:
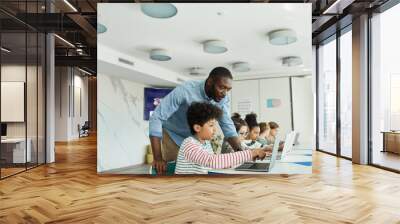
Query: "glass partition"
1 30 28 177
0 1 46 179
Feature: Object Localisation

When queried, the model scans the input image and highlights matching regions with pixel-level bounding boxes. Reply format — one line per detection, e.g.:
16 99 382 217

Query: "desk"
208 148 313 175
146 148 313 175
1 138 31 163
382 131 400 154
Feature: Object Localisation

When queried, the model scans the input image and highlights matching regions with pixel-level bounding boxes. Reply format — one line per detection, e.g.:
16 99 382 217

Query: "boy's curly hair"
187 102 222 135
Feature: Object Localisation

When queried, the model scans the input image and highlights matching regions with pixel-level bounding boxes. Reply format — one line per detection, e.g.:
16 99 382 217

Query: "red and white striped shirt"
175 136 253 174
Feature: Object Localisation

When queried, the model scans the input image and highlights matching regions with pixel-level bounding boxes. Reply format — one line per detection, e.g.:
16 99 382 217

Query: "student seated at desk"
267 121 279 145
175 102 267 174
243 113 264 149
221 113 248 154
257 122 270 146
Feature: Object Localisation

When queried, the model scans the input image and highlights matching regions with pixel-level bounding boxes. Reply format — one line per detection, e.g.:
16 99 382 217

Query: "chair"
78 121 90 138
151 161 176 176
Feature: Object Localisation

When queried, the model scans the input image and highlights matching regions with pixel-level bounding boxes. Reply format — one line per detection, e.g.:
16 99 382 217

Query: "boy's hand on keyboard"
251 149 267 161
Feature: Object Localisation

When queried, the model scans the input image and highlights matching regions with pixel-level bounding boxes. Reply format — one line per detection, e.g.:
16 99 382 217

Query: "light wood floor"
1 135 400 224
1 167 26 177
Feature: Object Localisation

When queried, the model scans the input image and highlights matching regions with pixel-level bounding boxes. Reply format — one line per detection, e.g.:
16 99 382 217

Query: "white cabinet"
1 138 32 163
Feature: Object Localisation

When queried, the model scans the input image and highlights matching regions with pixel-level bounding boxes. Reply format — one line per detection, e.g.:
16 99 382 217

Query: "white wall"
1 64 46 163
259 78 292 137
231 80 260 117
97 44 184 172
1 65 40 138
97 72 150 172
230 76 314 147
292 77 314 147
71 74 89 138
55 67 89 141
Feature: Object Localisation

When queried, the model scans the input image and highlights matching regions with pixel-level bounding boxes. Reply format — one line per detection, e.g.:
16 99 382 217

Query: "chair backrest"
82 121 90 129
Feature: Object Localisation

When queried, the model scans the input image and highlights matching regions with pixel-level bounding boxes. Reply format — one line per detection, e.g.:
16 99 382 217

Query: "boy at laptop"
175 102 268 174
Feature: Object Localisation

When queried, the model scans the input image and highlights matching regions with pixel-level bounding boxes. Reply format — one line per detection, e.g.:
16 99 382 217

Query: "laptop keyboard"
236 162 270 171
238 163 255 169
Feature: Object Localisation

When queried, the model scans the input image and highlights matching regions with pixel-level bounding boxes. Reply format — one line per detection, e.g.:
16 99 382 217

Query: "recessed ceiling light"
97 23 107 34
283 4 295 11
203 40 227 54
268 29 297 45
189 67 204 76
233 62 250 72
141 3 177 19
150 49 171 61
282 56 303 67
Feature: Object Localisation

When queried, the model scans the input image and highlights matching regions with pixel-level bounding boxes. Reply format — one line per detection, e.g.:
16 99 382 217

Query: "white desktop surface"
144 147 313 175
1 138 26 143
208 147 313 175
1 137 32 163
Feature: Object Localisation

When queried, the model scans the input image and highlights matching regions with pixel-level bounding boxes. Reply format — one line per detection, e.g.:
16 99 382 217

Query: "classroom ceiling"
98 3 312 78
0 0 392 76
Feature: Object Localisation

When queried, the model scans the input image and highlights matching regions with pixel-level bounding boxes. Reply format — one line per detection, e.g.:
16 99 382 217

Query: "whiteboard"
1 82 25 122
231 80 259 117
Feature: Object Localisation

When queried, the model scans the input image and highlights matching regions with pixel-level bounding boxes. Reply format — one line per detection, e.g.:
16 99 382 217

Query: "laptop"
234 136 280 172
276 131 296 160
293 132 300 146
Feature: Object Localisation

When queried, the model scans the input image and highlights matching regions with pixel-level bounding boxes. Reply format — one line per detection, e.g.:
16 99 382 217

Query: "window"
371 3 400 171
390 74 400 130
340 29 352 158
318 37 337 154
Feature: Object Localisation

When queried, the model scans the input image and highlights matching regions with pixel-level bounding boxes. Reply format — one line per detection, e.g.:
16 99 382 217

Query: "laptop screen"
269 135 281 168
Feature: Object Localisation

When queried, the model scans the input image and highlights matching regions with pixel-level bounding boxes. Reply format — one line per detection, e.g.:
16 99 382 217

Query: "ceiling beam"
67 13 97 40
55 55 96 71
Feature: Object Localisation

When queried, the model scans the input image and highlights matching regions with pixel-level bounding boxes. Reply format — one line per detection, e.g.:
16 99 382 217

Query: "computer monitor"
1 123 7 137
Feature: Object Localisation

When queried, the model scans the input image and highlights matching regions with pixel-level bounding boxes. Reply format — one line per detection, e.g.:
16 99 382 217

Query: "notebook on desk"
234 135 280 172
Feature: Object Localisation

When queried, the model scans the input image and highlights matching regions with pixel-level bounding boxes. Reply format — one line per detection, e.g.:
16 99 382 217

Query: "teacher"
149 67 249 174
